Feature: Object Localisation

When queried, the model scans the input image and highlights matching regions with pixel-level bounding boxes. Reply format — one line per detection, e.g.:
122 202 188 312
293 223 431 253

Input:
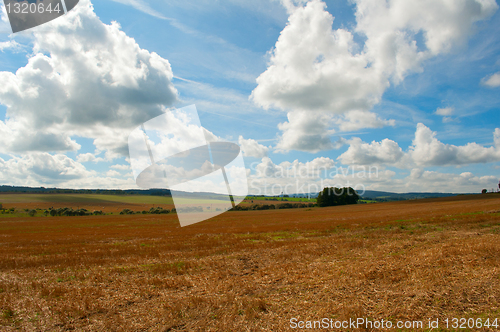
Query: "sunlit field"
1 194 500 331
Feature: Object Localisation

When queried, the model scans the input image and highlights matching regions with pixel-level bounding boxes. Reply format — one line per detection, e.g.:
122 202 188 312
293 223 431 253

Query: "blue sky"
0 0 499 194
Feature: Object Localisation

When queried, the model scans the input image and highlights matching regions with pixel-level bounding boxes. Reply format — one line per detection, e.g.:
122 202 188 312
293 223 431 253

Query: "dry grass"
0 194 500 331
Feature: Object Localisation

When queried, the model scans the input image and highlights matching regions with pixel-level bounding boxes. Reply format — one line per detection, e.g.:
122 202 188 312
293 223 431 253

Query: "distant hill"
359 190 470 202
0 185 171 196
0 185 230 201
0 185 474 203
257 190 473 202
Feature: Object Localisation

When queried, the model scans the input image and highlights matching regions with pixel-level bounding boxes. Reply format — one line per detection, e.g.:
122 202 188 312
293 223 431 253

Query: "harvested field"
1 193 500 331
0 193 175 213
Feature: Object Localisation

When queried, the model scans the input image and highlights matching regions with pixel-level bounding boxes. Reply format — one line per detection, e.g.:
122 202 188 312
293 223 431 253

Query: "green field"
0 194 173 205
0 193 239 207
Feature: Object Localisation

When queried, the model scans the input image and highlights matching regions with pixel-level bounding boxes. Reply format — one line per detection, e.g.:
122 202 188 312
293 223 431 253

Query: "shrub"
148 207 170 214
28 209 37 217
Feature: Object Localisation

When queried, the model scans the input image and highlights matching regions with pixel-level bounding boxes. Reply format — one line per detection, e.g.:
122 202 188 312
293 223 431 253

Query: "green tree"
317 187 359 207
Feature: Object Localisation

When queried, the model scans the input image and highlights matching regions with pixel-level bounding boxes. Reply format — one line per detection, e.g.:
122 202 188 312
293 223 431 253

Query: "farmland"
1 193 500 331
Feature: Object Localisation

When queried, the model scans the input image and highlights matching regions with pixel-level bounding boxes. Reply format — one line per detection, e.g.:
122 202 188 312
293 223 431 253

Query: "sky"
0 0 500 195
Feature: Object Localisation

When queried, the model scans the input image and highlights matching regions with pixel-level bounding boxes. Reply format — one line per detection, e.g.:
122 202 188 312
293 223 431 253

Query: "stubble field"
1 193 500 331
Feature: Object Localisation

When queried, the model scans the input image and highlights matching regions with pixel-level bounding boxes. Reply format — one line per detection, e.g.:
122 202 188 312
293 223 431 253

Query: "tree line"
316 187 359 207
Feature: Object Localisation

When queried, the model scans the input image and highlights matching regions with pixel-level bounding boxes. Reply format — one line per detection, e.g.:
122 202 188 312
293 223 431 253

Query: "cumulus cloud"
482 72 500 87
238 136 269 158
410 123 500 166
0 153 136 188
247 153 498 194
0 0 178 157
252 0 497 152
76 153 105 163
334 110 395 132
248 156 336 195
275 111 343 153
403 169 499 193
106 170 121 177
339 137 406 166
339 123 500 167
0 153 92 185
110 164 131 171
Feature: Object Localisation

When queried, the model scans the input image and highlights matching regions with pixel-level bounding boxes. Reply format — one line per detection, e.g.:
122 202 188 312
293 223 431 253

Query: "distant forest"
0 185 473 202
0 185 172 196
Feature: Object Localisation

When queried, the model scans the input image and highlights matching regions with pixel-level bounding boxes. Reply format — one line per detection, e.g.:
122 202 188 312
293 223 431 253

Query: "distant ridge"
0 185 172 196
252 190 474 202
0 185 475 202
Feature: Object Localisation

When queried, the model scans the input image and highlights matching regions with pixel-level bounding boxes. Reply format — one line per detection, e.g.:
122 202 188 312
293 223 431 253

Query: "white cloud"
409 123 500 166
76 153 105 163
252 0 498 152
106 170 121 177
0 153 92 185
248 156 336 195
0 0 178 157
402 169 498 193
247 154 498 194
482 72 500 87
0 153 136 189
252 0 386 114
238 136 269 158
275 111 342 153
339 123 500 167
435 107 458 123
435 107 454 116
111 164 131 171
0 40 21 52
339 137 406 166
334 110 395 132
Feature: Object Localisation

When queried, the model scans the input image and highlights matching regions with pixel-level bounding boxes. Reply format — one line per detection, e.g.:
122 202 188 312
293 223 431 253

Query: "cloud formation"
0 40 21 51
275 111 339 153
238 136 269 158
339 123 500 167
0 153 137 189
0 0 178 158
482 72 500 87
252 0 498 152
